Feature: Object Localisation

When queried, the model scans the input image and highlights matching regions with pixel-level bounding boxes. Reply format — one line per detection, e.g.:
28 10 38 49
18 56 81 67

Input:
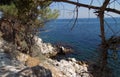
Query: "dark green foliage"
0 0 59 56
0 3 18 17
0 0 12 5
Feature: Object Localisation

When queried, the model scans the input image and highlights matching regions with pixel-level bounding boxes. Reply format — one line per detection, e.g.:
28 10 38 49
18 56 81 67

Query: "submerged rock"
55 43 74 55
56 46 73 55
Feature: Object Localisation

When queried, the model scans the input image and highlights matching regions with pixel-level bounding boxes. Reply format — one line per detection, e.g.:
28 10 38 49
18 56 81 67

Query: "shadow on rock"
16 65 52 77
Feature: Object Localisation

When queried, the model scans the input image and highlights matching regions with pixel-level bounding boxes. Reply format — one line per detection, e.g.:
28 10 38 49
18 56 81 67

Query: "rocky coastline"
0 36 93 77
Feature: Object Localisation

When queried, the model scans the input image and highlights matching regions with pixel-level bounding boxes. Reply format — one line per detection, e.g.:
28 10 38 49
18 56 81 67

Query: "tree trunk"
99 11 108 68
98 0 110 77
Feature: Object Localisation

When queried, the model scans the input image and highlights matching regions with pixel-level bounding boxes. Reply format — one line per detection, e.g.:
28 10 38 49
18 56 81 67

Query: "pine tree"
0 0 59 56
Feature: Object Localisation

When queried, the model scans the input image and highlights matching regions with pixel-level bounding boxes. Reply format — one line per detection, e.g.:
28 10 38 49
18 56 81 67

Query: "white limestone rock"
48 58 92 77
34 36 56 57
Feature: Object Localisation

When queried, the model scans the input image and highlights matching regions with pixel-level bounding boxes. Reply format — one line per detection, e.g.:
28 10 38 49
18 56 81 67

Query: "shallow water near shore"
39 17 120 77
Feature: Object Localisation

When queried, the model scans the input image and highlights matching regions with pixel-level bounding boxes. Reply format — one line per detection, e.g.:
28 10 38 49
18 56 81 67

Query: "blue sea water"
39 18 120 77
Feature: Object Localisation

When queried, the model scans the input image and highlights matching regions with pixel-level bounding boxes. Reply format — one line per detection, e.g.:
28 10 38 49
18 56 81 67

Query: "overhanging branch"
52 0 120 14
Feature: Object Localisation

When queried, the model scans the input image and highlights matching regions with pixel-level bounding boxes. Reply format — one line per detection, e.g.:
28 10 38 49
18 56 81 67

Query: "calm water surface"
39 18 120 77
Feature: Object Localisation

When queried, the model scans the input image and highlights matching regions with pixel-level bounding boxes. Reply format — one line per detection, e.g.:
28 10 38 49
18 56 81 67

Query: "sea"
39 17 120 77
